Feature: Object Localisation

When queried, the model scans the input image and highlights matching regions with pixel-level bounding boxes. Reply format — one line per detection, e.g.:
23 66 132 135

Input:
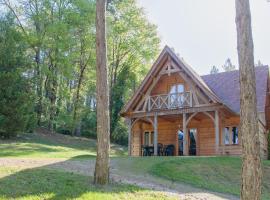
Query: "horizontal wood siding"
130 114 268 159
131 123 141 156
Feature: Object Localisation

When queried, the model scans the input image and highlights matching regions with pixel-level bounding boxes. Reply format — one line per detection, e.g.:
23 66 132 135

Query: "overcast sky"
136 0 270 75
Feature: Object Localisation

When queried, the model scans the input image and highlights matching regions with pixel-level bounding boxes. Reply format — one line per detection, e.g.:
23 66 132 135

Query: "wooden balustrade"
147 92 192 111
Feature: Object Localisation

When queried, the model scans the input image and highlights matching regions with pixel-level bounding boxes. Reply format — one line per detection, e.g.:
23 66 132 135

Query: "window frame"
144 130 154 146
223 126 239 145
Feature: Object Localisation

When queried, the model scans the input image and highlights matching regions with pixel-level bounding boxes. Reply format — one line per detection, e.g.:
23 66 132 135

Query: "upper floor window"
170 84 184 94
169 84 185 107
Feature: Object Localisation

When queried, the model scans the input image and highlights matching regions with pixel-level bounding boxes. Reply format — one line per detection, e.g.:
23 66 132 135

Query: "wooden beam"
179 72 209 104
130 104 223 118
135 74 162 111
154 112 158 156
183 113 188 156
127 118 132 156
215 110 219 154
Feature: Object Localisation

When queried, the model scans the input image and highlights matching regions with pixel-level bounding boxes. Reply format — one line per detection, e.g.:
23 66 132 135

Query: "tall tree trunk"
235 0 262 199
94 0 110 185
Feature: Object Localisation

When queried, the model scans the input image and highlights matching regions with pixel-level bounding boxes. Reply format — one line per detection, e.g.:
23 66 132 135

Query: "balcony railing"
147 92 192 111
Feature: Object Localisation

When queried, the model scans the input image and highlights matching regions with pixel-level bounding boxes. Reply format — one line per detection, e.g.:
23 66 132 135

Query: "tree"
210 65 219 74
255 60 264 67
94 0 110 185
235 0 262 199
2 0 48 126
107 0 160 136
0 14 35 138
222 58 236 72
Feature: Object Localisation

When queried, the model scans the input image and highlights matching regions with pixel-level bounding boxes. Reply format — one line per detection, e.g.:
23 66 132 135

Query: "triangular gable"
121 46 223 116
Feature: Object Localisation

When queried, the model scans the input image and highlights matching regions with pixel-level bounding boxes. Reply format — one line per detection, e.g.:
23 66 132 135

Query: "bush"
81 110 97 138
0 73 35 138
111 119 128 146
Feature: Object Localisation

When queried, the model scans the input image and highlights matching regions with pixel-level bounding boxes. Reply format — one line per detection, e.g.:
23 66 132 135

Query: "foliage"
1 0 160 145
222 58 236 72
210 65 219 74
111 119 128 146
0 14 35 138
107 0 160 136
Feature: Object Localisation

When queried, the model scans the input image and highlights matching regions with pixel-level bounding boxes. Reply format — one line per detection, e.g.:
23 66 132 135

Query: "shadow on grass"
0 132 127 158
0 157 155 200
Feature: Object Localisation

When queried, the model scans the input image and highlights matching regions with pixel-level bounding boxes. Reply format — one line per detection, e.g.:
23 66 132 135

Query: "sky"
136 0 270 75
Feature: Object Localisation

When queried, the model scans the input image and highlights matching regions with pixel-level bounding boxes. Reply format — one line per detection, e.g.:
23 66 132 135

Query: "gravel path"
0 158 239 200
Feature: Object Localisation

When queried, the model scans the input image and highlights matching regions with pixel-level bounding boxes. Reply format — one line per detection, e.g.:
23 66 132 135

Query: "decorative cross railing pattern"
147 92 192 111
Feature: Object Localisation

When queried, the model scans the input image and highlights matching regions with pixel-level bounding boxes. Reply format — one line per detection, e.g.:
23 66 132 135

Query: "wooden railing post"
189 92 192 107
154 112 158 156
148 96 150 111
183 113 188 156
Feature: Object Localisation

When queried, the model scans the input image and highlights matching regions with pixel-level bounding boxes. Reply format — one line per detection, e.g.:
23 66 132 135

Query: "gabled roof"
202 66 269 113
121 46 225 115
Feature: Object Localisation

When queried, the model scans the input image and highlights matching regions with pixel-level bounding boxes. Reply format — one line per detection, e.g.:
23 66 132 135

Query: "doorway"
189 128 197 156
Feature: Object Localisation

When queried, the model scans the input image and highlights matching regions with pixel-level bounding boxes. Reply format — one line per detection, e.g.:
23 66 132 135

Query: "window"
223 126 239 145
169 84 184 107
224 127 230 144
144 131 154 146
170 84 184 94
232 127 238 144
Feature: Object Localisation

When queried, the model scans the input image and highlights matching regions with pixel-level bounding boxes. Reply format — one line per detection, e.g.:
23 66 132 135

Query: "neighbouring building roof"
201 65 269 113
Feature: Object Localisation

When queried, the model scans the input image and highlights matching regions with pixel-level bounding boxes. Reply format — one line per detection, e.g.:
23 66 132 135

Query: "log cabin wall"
131 114 268 157
259 121 268 159
150 73 190 96
220 116 242 156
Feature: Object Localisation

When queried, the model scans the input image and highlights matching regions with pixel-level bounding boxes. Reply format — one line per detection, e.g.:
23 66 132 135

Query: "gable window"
144 131 154 146
170 84 184 94
169 84 184 107
223 126 239 145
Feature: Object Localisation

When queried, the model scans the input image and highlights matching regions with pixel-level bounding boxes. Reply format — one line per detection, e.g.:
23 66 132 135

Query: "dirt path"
0 158 239 200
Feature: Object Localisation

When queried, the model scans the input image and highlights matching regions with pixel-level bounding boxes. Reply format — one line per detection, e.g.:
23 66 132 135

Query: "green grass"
0 132 127 158
114 156 270 199
149 157 270 199
0 166 176 200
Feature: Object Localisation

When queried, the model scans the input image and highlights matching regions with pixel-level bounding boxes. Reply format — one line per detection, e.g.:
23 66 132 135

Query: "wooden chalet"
121 46 270 158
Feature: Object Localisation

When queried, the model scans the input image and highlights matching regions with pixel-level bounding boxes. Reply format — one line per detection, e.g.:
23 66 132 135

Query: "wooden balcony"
147 92 192 111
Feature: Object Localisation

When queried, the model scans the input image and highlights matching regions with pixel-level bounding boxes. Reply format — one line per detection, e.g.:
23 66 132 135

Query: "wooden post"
183 113 188 156
128 118 132 156
154 112 158 156
215 110 219 154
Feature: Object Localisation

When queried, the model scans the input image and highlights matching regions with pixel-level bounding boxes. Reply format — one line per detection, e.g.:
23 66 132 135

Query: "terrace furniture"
141 145 154 156
164 144 175 156
158 143 164 156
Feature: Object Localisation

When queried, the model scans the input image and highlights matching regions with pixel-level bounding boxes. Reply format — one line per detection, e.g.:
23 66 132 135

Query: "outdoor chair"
158 143 164 156
164 144 175 156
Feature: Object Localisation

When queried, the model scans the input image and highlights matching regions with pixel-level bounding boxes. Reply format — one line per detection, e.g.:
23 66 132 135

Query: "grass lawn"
150 157 270 199
0 166 176 200
115 156 270 199
0 132 127 159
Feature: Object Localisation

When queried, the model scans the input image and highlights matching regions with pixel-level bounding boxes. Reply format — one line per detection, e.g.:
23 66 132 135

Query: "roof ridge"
201 65 269 77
